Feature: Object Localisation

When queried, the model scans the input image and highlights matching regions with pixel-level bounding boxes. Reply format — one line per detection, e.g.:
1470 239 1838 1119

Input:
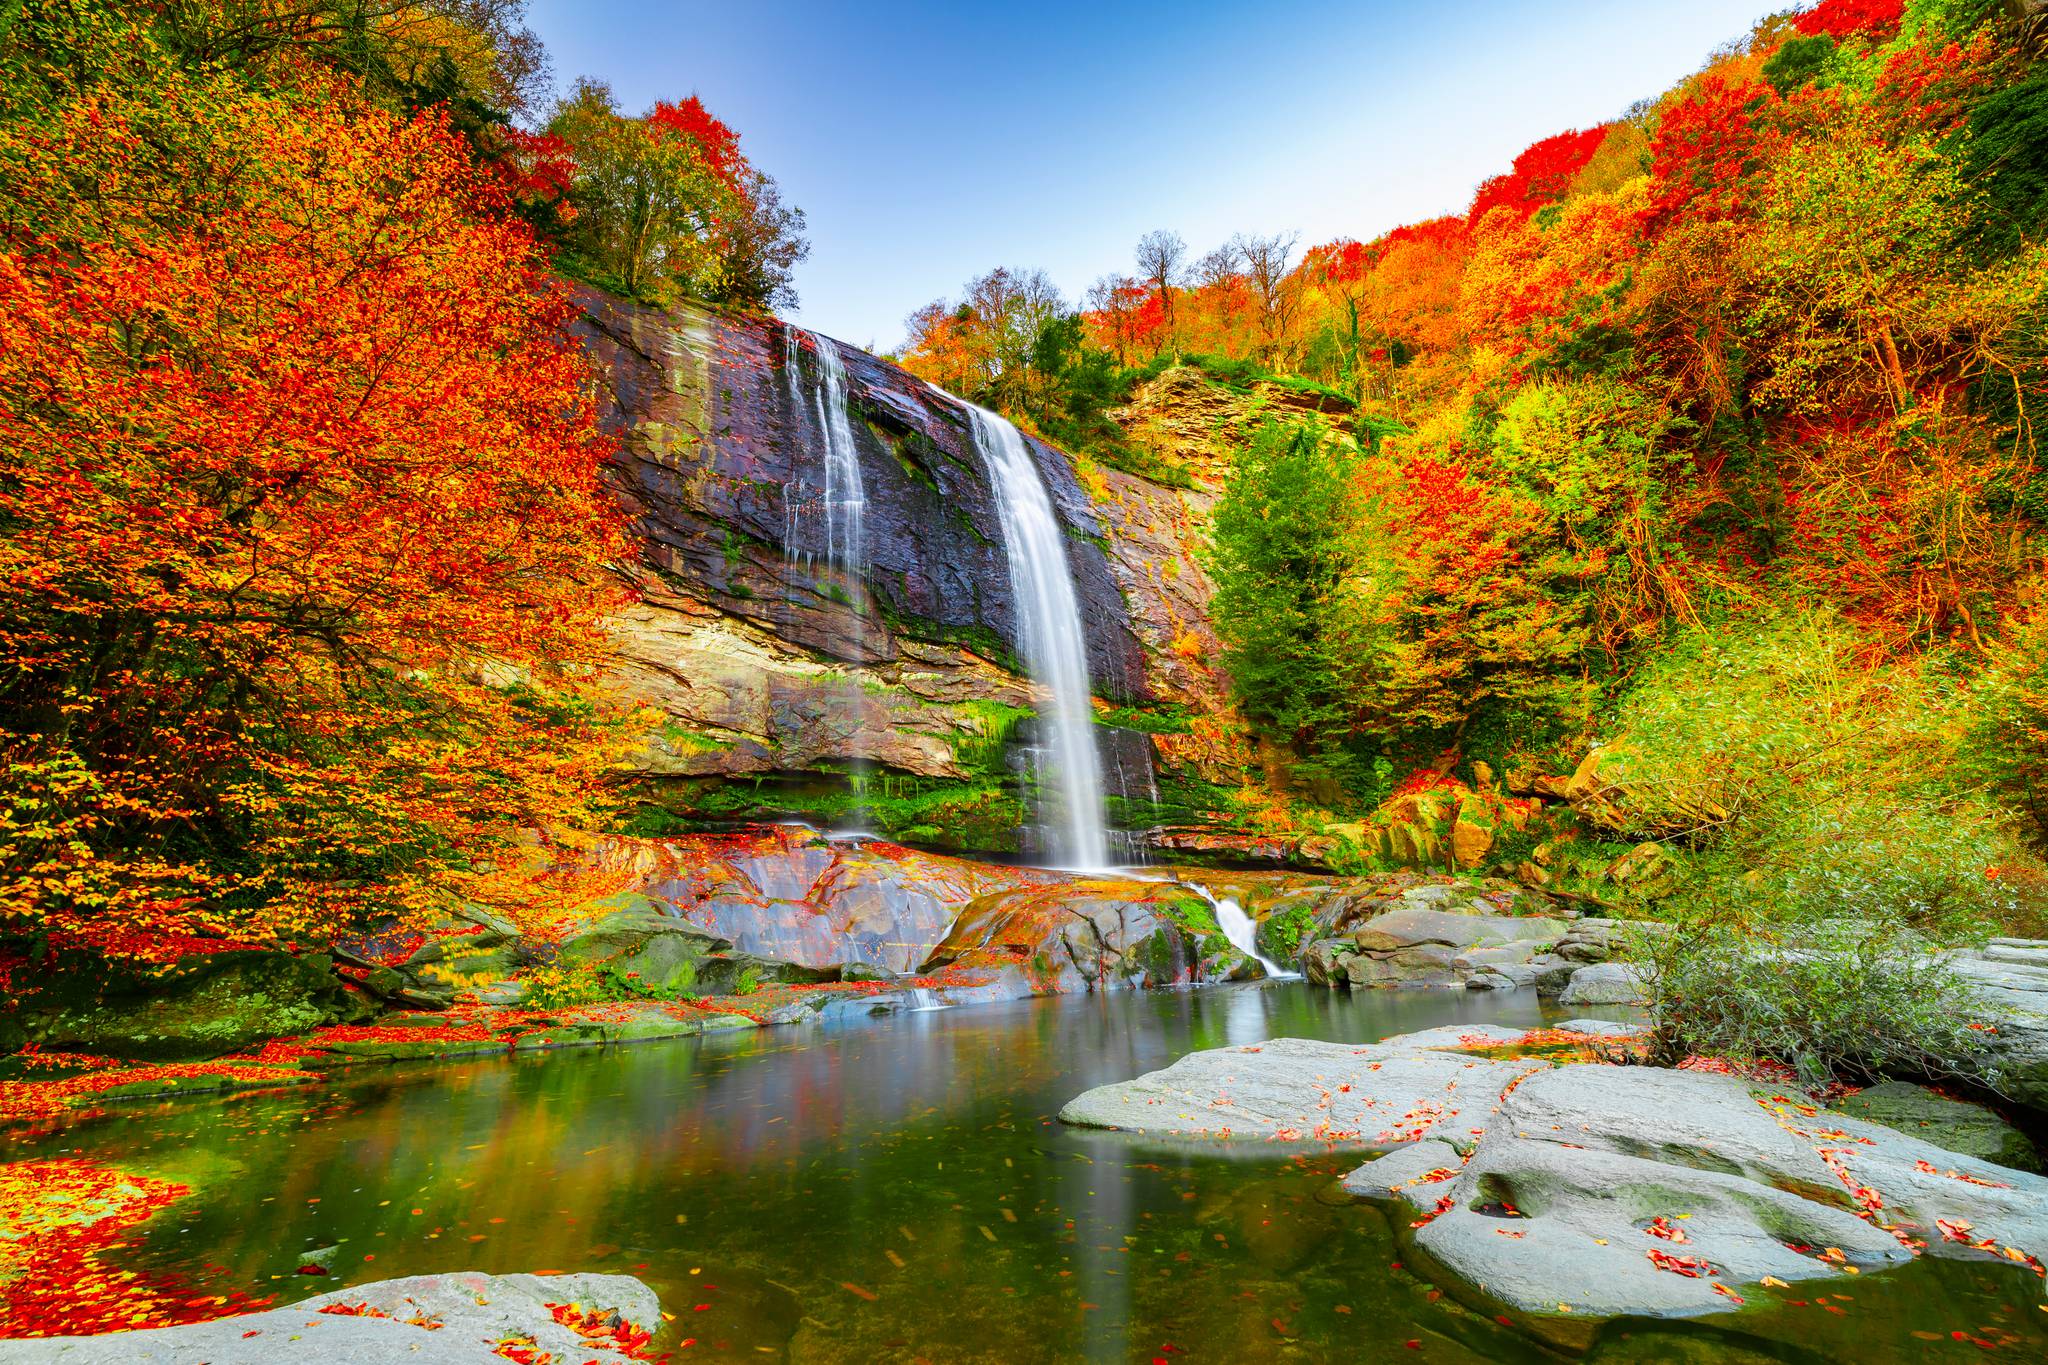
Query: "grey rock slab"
1557 962 1648 1006
1345 943 1460 987
1352 908 1565 953
1498 1066 2048 1268
1341 1138 1465 1203
1058 1037 1542 1145
1832 1081 2038 1172
1341 1061 2048 1324
1455 942 1543 970
1552 1018 1648 1039
1413 1138 1908 1318
1377 1023 1528 1052
0 1272 658 1365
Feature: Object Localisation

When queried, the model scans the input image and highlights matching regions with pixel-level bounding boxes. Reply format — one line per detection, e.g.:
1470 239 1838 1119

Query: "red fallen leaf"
294 1265 329 1276
1711 1283 1744 1304
1405 1341 1421 1350
841 1283 878 1302
1410 1195 1455 1229
241 1330 261 1338
1648 1249 1712 1278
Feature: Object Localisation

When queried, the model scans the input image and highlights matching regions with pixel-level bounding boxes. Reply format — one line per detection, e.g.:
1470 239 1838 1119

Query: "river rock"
1948 941 2048 1114
1319 907 1569 990
0 1271 659 1364
1557 961 1649 1006
1065 1020 2048 1336
1058 1036 1544 1143
1832 1082 2039 1172
1381 1064 2048 1332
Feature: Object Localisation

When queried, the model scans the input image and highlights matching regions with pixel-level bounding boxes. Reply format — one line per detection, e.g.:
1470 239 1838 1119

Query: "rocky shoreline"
1062 1021 2048 1347
0 1271 662 1365
11 828 2048 1140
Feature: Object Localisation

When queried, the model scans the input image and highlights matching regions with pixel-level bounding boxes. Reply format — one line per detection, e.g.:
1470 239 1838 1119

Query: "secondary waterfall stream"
1201 888 1299 978
959 402 1110 871
782 326 873 825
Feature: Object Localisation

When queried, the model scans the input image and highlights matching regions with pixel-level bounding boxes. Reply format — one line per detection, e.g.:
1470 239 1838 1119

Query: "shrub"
1611 607 2047 1086
1643 914 1998 1090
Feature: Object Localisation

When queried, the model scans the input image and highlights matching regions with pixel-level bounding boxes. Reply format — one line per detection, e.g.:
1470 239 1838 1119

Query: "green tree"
1206 421 1377 799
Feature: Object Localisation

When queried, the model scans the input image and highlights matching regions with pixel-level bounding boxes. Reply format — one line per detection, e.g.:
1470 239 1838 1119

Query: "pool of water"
15 984 2048 1362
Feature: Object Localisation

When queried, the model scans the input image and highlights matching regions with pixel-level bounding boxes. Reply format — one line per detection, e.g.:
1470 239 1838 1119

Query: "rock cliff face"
573 290 1250 853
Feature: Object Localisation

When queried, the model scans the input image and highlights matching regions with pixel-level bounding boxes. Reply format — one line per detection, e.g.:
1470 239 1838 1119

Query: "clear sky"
524 1 1784 352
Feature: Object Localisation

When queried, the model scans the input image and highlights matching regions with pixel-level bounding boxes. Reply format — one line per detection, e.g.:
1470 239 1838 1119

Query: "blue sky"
524 1 1784 351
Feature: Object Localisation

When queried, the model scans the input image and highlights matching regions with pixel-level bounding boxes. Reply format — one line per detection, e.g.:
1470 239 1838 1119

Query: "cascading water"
959 403 1111 872
781 326 874 827
781 325 868 579
1199 887 1299 980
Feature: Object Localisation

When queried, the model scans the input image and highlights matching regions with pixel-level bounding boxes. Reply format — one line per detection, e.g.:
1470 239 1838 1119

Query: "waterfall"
781 325 868 579
1194 886 1299 980
810 333 867 577
781 326 873 829
959 403 1111 872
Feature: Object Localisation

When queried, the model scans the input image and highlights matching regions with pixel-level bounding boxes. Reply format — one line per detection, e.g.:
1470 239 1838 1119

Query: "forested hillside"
901 0 2048 1061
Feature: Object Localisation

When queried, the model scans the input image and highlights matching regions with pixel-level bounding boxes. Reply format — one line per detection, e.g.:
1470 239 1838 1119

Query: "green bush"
1607 607 2047 1087
1596 609 2032 938
1643 916 1997 1090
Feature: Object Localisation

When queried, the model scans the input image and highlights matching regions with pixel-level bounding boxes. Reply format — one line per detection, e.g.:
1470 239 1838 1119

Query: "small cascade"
903 986 952 1013
1191 885 1299 980
780 325 875 829
958 402 1111 872
1100 726 1160 867
779 324 869 581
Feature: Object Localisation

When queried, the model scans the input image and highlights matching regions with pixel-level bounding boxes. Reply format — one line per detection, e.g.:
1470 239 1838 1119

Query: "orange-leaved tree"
0 48 627 968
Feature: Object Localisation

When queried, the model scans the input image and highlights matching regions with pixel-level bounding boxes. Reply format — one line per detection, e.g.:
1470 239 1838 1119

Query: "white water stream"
1207 891 1299 979
959 402 1110 872
782 327 875 829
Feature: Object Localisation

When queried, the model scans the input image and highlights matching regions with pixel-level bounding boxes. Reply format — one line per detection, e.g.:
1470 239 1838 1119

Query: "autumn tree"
0 15 626 967
1134 229 1188 330
1231 231 1302 359
548 80 808 309
900 267 1068 405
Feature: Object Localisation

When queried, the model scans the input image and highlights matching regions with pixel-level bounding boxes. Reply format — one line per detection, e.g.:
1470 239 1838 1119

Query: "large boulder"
1948 940 2048 1114
1557 960 1650 1006
1380 1064 2048 1338
0 1271 659 1365
1058 1036 1545 1143
1324 906 1568 990
1062 1024 2048 1343
1832 1082 2039 1172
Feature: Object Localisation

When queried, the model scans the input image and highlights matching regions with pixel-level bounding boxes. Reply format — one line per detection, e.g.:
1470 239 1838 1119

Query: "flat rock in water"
1557 961 1648 1006
1832 1081 2039 1172
1375 1063 2048 1328
1058 1036 1543 1144
1064 1028 2048 1335
0 1271 659 1365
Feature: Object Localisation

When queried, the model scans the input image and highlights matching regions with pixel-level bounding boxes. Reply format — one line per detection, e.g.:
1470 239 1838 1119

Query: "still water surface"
22 985 2048 1363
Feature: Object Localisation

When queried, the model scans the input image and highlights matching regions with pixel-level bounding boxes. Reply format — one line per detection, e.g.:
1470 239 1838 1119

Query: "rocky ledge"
0 1272 659 1364
1062 1023 2048 1347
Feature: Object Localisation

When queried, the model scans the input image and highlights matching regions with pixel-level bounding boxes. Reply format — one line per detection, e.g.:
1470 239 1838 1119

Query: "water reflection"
18 987 2048 1364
